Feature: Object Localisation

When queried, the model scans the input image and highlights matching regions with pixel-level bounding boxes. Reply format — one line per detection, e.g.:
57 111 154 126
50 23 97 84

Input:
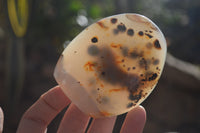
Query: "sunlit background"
0 0 200 132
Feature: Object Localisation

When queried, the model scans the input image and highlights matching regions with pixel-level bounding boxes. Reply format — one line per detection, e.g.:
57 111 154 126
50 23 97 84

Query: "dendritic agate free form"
54 13 167 117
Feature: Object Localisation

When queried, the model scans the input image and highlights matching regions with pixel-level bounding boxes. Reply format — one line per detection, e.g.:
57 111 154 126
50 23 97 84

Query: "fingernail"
135 105 146 121
0 107 4 133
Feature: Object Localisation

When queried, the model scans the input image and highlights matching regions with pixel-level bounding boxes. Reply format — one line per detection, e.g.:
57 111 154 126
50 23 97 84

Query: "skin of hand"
0 107 3 133
0 86 146 133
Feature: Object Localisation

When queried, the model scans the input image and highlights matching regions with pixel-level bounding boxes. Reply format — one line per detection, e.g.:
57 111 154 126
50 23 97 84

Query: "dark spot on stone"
138 31 144 36
145 33 153 38
130 51 139 58
77 81 80 83
153 59 159 65
139 58 148 70
101 56 104 59
111 18 117 24
127 29 134 36
127 67 130 71
154 39 161 49
145 30 148 32
146 42 153 49
129 50 143 59
127 77 140 93
129 90 142 103
141 79 146 81
91 37 98 43
148 73 158 81
117 23 126 32
146 59 152 65
127 103 135 108
156 67 159 70
132 67 136 70
97 88 100 91
113 29 119 35
98 48 140 93
122 47 128 57
140 74 143 77
149 30 153 33
121 59 125 62
101 71 105 76
74 51 77 53
88 45 99 56
101 96 109 104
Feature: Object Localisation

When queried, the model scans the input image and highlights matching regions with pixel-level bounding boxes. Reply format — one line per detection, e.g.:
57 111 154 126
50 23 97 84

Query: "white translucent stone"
54 13 167 117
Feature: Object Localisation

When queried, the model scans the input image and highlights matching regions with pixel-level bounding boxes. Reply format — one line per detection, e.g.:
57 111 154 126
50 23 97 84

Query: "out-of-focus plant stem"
5 36 25 115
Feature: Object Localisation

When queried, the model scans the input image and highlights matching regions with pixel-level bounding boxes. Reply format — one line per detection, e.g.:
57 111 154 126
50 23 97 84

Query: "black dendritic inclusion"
145 33 153 38
127 103 135 108
127 29 134 36
98 48 140 94
138 31 144 36
117 23 126 32
139 58 148 70
154 39 161 49
111 18 117 24
91 37 98 43
130 50 142 59
129 91 142 103
148 73 158 81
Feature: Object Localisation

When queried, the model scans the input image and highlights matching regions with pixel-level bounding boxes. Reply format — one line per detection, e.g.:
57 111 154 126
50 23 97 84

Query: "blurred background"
0 0 200 132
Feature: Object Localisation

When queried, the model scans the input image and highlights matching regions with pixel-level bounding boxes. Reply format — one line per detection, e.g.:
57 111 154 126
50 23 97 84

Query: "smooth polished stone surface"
54 13 167 117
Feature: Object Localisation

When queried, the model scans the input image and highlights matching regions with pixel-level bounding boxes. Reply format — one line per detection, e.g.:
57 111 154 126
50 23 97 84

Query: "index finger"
17 86 71 133
120 106 146 133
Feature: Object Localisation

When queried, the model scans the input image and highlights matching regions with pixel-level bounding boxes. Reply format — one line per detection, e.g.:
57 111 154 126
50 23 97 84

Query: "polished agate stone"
54 13 167 117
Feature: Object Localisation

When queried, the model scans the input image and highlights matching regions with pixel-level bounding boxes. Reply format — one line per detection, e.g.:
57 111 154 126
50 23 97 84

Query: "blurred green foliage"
89 4 102 18
21 0 200 63
26 0 115 53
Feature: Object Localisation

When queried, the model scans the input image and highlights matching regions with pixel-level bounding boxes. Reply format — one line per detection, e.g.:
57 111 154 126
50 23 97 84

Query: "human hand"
1 86 146 133
0 107 3 133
